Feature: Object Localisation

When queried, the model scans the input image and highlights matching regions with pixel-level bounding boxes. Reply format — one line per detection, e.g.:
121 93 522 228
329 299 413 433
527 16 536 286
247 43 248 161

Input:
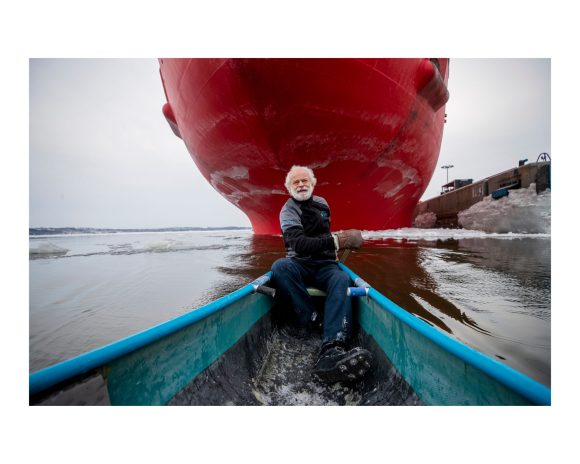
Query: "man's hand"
333 229 364 250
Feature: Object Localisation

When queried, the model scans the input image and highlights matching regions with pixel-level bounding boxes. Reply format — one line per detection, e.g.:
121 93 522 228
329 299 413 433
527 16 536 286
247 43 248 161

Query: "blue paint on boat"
29 273 272 399
30 265 550 406
339 263 550 405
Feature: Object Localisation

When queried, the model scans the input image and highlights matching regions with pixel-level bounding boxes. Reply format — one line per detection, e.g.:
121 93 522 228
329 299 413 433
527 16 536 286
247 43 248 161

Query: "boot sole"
312 348 372 383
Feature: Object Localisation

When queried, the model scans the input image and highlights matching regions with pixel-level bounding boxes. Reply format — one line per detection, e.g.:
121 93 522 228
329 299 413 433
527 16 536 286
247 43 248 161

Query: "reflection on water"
29 231 550 387
224 234 551 386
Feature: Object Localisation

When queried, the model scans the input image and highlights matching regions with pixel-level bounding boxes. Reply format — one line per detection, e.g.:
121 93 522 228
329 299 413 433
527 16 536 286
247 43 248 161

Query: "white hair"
284 165 317 193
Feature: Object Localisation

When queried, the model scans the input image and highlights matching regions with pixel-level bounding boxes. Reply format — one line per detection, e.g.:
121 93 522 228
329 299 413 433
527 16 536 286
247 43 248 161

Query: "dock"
413 156 551 228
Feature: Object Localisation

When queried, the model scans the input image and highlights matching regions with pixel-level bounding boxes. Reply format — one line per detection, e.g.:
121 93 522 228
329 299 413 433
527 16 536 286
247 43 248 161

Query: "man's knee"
271 258 303 284
327 270 350 294
271 258 294 275
329 269 351 289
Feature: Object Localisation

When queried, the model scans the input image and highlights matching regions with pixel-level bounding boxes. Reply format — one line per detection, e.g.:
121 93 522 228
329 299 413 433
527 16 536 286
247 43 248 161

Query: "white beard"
291 185 314 201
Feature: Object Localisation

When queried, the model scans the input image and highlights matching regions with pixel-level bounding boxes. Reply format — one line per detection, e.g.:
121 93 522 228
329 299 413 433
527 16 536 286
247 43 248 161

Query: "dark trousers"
270 257 352 345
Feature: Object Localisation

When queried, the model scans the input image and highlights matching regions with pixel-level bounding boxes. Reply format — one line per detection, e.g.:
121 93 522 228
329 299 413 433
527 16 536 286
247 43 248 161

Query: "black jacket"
279 195 337 260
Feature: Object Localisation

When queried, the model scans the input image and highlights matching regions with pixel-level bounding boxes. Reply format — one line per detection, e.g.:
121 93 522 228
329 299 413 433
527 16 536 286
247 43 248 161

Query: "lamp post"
441 164 454 184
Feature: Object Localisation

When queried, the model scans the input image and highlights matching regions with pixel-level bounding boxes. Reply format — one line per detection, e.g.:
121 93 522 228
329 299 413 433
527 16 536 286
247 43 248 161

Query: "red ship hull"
159 59 449 234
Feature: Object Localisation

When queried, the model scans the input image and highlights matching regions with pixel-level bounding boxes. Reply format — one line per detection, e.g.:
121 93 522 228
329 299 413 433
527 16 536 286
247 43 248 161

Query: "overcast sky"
29 59 550 229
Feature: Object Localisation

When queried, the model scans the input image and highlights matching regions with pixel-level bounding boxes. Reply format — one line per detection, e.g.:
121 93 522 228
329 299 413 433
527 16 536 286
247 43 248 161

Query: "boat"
29 264 550 406
158 58 450 234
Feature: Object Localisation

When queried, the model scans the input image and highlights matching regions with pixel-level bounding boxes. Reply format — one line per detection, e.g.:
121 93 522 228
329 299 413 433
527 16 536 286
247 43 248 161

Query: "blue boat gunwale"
30 265 551 406
338 263 551 406
29 273 273 397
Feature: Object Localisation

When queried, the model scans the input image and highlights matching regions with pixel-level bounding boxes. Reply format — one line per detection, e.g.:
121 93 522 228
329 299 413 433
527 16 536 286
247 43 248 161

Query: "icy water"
29 228 551 388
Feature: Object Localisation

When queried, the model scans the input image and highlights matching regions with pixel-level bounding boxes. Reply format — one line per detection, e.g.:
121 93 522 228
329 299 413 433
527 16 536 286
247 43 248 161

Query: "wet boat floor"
252 326 364 405
169 315 423 406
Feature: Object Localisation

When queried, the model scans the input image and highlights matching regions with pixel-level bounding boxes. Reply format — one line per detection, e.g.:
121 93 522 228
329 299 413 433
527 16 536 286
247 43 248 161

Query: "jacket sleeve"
280 202 335 255
283 226 336 255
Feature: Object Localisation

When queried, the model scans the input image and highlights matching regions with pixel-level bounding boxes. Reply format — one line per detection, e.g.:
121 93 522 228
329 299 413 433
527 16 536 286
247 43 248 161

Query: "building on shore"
413 155 551 229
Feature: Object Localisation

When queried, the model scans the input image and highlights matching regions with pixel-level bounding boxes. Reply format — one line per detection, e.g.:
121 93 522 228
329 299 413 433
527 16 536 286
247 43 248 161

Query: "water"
29 227 551 387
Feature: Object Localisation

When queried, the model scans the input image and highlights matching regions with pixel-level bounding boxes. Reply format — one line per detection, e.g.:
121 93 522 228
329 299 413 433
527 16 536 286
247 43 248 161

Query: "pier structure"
413 158 551 228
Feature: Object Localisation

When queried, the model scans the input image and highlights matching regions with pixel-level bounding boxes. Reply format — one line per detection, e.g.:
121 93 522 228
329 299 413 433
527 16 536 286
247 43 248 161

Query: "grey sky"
432 59 550 198
30 59 249 229
29 58 550 228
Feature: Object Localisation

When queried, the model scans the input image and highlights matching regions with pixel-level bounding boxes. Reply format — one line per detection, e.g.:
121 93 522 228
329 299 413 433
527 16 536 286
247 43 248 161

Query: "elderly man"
270 165 372 383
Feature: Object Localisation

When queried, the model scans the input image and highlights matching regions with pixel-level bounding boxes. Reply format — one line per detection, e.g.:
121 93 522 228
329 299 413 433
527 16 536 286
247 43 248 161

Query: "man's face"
289 168 314 201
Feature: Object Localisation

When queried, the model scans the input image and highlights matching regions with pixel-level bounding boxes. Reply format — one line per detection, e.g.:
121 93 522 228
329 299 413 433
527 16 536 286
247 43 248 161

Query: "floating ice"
362 227 550 241
414 211 437 228
458 184 550 234
29 243 69 256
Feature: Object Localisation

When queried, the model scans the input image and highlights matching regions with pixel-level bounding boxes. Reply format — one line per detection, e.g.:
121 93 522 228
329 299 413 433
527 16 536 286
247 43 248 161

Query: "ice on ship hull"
159 58 449 234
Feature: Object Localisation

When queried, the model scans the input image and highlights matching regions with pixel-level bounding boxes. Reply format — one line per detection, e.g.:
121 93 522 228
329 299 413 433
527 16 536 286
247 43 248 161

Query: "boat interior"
168 298 422 406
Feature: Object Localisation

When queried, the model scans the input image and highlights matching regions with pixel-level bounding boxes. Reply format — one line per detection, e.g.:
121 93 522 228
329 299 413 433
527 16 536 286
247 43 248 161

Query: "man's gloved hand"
333 229 364 250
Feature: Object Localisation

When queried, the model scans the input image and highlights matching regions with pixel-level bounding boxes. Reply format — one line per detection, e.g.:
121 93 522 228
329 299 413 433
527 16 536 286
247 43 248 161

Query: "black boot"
312 341 372 383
